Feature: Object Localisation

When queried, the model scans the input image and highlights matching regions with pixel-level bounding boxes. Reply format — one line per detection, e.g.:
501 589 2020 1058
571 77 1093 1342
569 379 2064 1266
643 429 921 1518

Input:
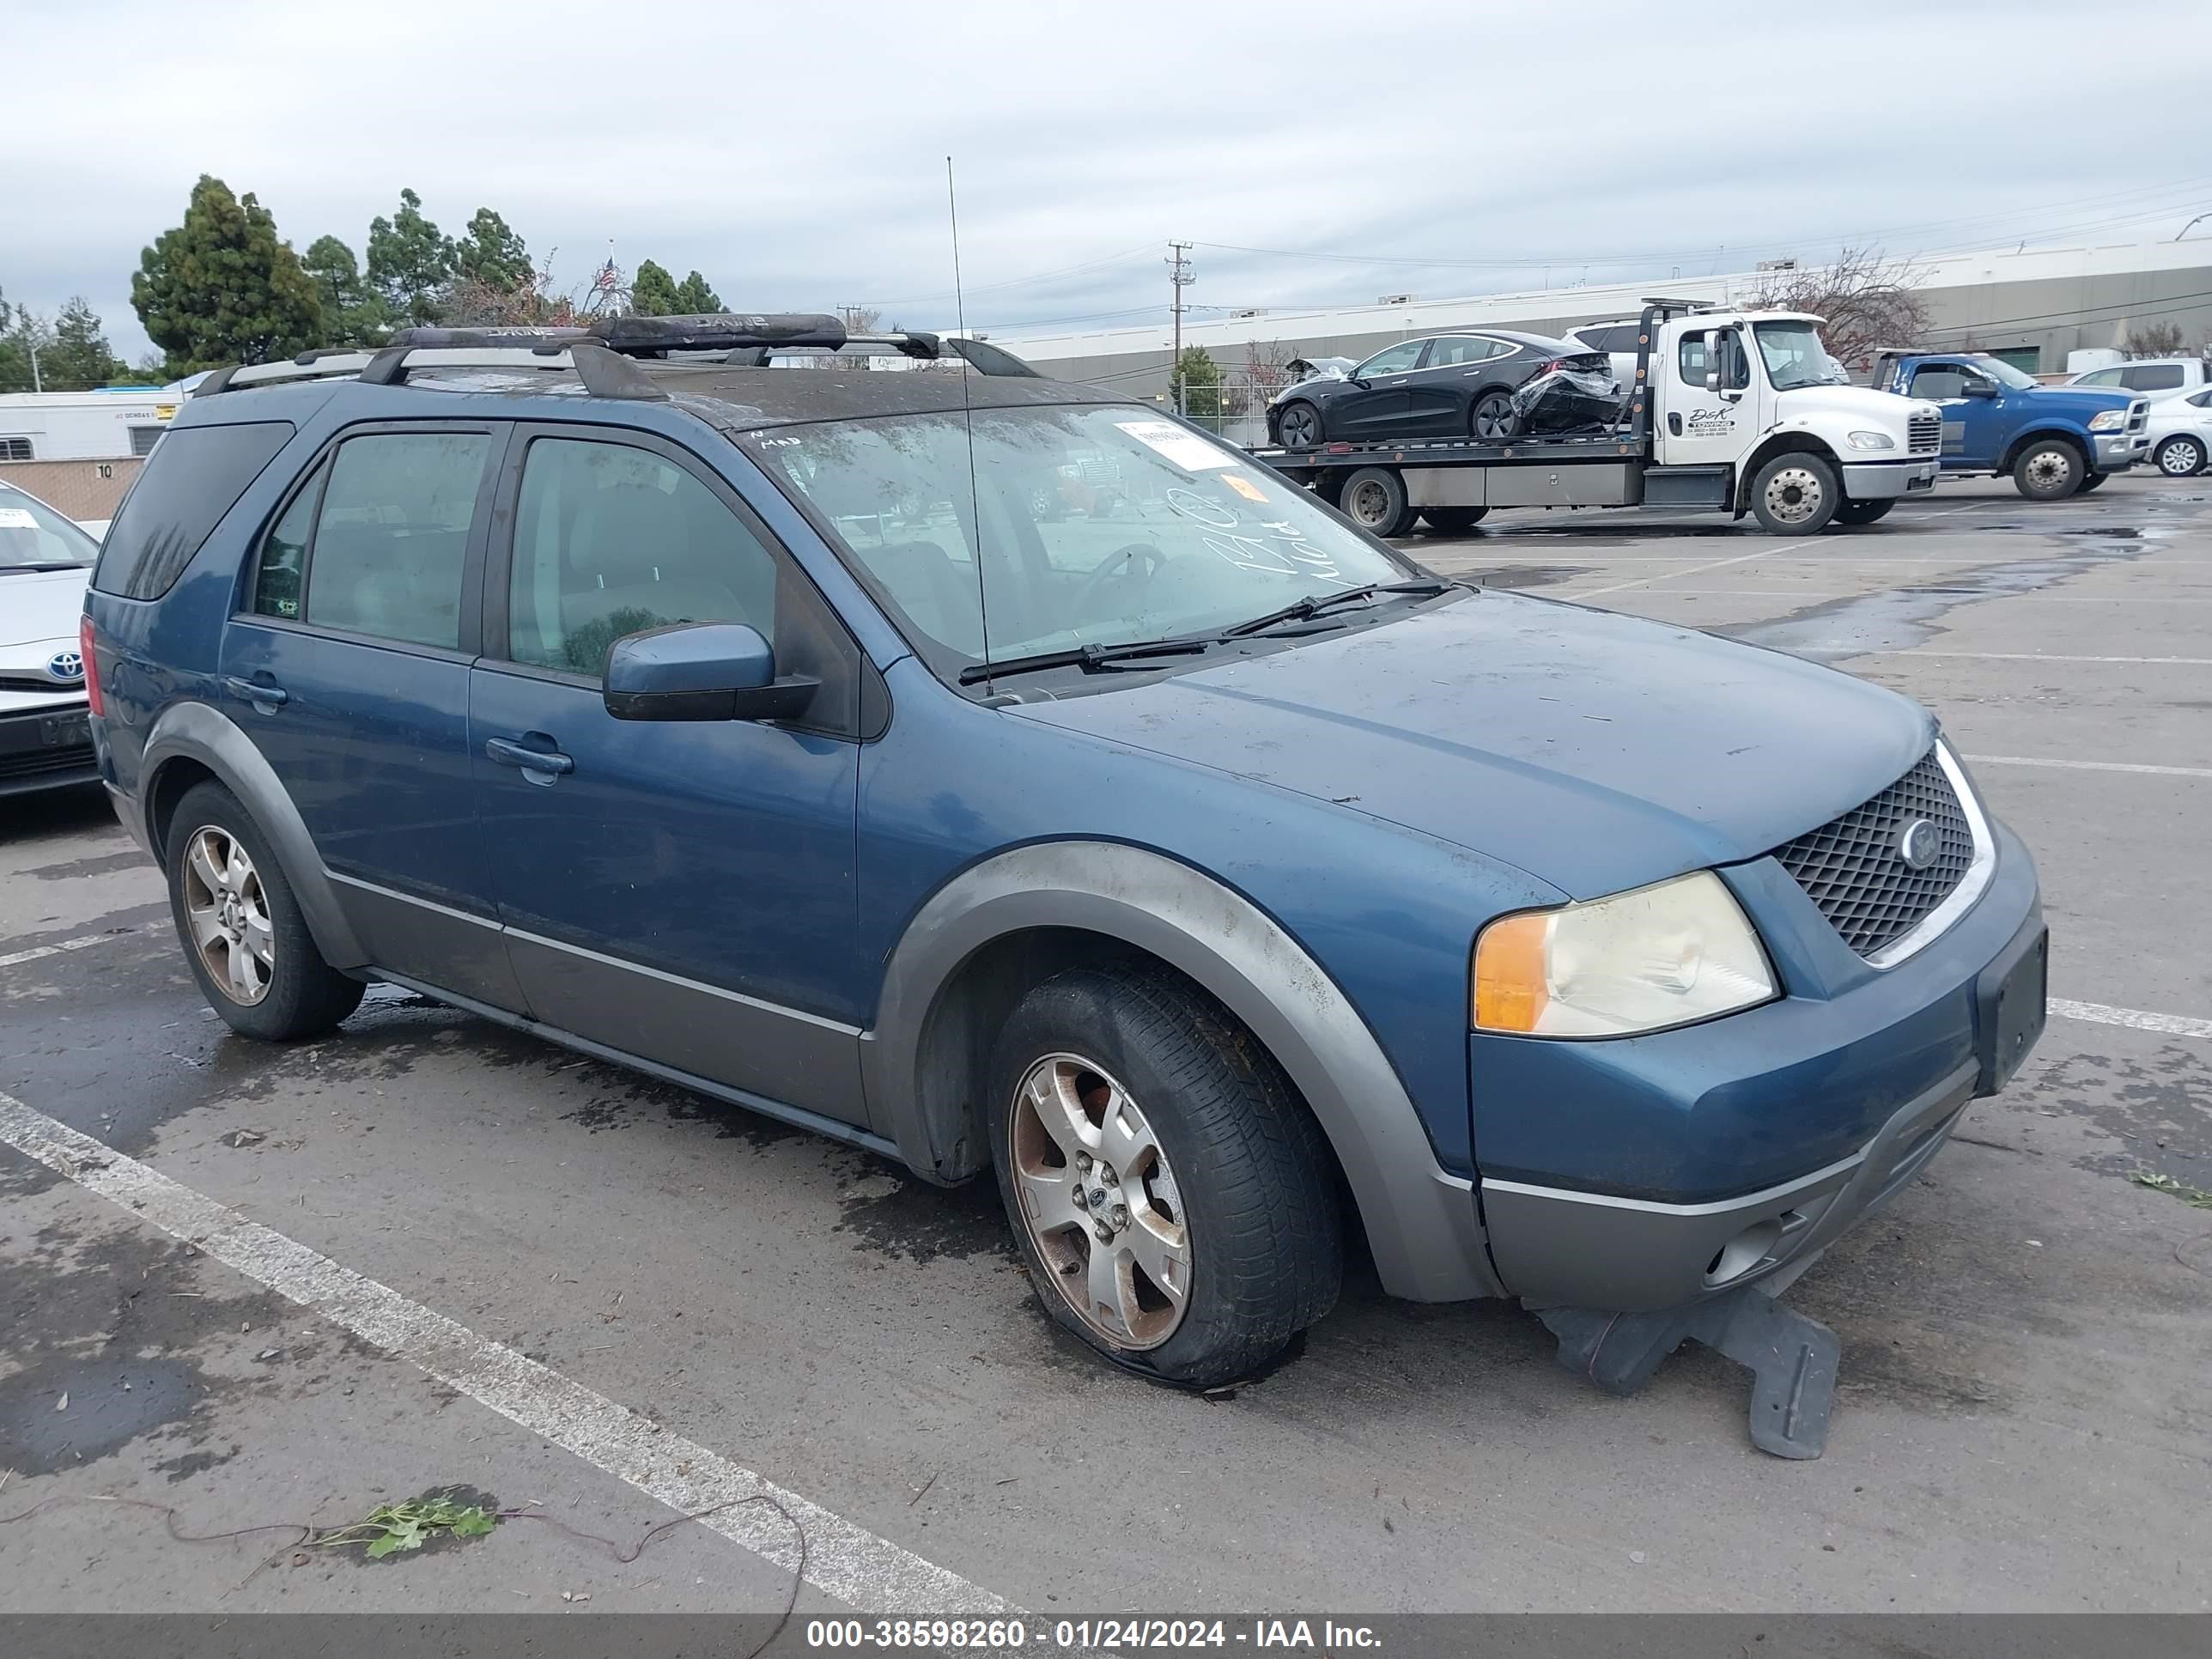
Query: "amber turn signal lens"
1473 911 1552 1033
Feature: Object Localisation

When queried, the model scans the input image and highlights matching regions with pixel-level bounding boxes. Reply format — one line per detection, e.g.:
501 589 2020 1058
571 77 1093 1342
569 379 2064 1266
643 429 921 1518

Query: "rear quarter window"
91 420 295 600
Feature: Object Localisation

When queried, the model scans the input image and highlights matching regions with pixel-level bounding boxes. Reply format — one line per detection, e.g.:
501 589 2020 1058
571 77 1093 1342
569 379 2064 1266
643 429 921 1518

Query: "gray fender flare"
863 842 1502 1302
138 700 368 970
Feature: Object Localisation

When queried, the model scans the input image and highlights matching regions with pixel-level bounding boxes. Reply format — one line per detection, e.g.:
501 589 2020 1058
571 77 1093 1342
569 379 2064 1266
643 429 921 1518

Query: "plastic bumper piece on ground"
1538 1283 1841 1458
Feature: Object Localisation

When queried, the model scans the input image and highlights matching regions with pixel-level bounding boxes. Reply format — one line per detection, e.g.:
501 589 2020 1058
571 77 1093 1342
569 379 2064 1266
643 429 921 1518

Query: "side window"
252 462 324 620
1352 341 1424 378
507 438 778 675
1910 367 1966 399
302 432 490 650
92 420 295 599
2124 364 2185 391
1428 337 1504 368
2075 368 2122 386
1679 331 1747 390
1598 324 1644 354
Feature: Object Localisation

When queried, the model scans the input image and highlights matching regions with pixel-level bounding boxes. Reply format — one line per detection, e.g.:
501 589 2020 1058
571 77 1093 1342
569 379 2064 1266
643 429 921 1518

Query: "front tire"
1748 452 1841 535
988 965 1341 1388
2075 471 2108 492
2156 434 2207 477
1340 466 1416 537
1420 506 1490 535
166 781 364 1041
1833 497 1895 526
2014 439 2084 501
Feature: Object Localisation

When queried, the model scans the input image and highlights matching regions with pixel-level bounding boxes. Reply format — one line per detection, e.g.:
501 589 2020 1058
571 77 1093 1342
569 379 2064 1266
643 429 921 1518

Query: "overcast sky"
9 0 2212 365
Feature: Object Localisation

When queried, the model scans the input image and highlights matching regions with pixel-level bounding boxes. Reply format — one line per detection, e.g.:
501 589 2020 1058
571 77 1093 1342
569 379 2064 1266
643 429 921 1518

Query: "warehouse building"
990 235 2212 412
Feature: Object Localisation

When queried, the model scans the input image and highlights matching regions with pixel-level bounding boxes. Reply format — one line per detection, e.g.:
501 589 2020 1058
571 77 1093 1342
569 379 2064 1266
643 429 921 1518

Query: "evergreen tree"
669 270 723 314
367 188 455 325
452 209 532 291
40 296 130 389
131 175 325 375
302 234 391 346
630 259 680 317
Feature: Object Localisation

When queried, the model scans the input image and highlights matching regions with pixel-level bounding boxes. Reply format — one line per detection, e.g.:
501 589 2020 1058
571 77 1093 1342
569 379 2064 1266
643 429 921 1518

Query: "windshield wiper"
1221 579 1452 638
957 635 1218 685
0 562 94 574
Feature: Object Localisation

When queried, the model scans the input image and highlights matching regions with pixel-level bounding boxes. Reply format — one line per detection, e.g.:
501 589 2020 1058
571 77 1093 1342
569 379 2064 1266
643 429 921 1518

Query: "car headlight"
1473 872 1778 1036
1846 430 1895 450
2088 410 2127 432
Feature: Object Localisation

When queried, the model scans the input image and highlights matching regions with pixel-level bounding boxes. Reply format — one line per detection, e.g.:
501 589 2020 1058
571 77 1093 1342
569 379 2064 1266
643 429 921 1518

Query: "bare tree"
837 305 882 333
2124 320 2187 358
1751 246 1930 373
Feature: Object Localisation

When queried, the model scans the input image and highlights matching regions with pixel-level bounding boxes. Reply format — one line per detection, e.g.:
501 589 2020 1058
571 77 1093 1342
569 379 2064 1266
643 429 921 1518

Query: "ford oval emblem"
1898 818 1942 871
45 649 85 685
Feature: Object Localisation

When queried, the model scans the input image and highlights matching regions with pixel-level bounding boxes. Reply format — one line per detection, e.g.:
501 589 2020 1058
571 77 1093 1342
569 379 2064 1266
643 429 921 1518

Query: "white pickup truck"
1254 300 1942 538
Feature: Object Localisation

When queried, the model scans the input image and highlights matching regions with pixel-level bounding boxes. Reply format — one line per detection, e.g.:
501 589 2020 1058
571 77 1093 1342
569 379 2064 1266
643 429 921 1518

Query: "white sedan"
2147 388 2212 477
1 480 100 797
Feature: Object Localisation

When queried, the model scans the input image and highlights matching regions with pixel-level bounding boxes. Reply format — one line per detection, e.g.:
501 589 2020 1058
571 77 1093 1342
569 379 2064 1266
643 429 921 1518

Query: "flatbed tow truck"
1247 300 1943 538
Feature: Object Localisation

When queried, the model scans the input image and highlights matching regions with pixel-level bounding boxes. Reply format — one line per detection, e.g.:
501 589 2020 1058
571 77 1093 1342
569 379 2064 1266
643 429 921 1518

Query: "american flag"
593 257 621 294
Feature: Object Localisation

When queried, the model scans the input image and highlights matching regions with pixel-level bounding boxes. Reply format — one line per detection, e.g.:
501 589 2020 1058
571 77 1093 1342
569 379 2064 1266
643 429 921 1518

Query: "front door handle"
223 674 289 708
484 735 574 777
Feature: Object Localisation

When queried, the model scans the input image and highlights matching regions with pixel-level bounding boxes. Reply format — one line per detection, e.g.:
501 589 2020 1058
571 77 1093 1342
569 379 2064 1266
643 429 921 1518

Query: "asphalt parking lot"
3 471 2208 1617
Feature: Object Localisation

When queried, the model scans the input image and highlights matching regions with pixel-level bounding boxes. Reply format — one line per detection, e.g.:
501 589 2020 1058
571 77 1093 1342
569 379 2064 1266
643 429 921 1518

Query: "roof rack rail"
191 311 1042 397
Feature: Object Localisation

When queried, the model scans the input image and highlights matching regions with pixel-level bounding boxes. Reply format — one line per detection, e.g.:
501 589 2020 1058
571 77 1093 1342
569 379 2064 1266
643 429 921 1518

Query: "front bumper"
0 702 98 798
1840 457 1941 497
2094 430 2150 471
1472 823 2045 1311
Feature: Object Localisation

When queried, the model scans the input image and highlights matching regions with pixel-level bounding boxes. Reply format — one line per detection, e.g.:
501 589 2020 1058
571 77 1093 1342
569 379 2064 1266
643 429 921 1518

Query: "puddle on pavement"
1720 520 2187 660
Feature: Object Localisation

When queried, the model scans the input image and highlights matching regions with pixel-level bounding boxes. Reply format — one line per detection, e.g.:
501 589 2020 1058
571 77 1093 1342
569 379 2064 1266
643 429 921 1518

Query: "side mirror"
1347 375 1370 390
1703 333 1721 392
1960 379 1996 399
603 621 818 723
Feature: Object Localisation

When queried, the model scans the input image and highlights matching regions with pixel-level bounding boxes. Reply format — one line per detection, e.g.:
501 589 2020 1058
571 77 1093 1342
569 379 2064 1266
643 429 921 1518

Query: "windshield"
749 404 1418 681
1966 354 2041 391
1753 320 1850 391
0 489 100 570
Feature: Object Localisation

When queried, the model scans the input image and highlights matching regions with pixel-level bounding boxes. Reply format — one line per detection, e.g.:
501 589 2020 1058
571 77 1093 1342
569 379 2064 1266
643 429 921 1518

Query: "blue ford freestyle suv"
84 315 2047 1404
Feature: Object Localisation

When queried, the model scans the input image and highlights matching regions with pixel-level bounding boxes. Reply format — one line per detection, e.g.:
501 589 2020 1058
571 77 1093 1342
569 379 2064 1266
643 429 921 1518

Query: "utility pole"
27 343 42 393
1166 241 1194 412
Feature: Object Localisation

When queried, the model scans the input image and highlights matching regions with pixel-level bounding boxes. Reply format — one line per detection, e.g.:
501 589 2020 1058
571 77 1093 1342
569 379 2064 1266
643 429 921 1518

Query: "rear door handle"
484 735 574 777
223 675 289 707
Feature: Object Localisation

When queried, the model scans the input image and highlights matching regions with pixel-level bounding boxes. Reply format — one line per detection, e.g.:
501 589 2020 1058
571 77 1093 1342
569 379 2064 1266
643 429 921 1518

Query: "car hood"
1 567 92 648
2012 384 2136 414
1006 592 1935 901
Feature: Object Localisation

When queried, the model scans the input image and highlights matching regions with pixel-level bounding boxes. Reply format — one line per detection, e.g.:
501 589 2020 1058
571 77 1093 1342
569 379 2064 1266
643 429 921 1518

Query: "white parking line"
1968 755 2212 779
0 1091 1024 1621
2052 999 2212 1042
0 931 131 970
1818 649 2212 665
1561 546 1780 600
1573 588 2212 604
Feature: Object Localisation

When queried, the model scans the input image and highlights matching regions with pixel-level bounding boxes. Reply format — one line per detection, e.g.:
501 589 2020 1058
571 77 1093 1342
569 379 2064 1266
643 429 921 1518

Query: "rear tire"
1420 507 1491 535
1275 400 1323 452
1833 498 1895 526
1470 391 1517 441
2013 439 2083 501
2155 434 2207 477
1340 466 1416 538
988 965 1341 1388
166 781 364 1042
1747 452 1841 535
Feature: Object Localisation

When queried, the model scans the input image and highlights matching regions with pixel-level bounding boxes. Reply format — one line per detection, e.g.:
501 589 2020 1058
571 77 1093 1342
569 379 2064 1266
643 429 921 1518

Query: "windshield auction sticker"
1115 420 1237 471
0 507 39 529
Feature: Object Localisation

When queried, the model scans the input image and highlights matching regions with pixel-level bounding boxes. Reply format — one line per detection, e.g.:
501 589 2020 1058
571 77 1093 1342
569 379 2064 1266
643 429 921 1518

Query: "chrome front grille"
1771 750 1975 959
2129 401 2148 429
1907 412 1942 454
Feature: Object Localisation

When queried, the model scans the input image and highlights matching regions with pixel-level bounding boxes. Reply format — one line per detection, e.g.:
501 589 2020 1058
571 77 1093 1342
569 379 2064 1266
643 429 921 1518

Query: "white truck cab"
1648 308 1943 528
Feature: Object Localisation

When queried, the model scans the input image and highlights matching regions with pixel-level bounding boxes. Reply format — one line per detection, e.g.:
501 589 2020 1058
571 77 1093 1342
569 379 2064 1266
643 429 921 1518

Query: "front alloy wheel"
2159 435 2206 477
1010 1054 1192 1349
181 825 273 1005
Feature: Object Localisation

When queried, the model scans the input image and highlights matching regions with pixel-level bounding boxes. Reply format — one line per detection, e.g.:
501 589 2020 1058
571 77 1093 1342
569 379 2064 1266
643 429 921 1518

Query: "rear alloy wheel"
2156 434 2207 477
1748 453 1841 535
2014 439 2084 501
1340 466 1415 537
166 781 365 1041
988 966 1341 1388
1470 391 1517 441
1832 497 1895 526
1420 506 1490 535
1276 400 1323 451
